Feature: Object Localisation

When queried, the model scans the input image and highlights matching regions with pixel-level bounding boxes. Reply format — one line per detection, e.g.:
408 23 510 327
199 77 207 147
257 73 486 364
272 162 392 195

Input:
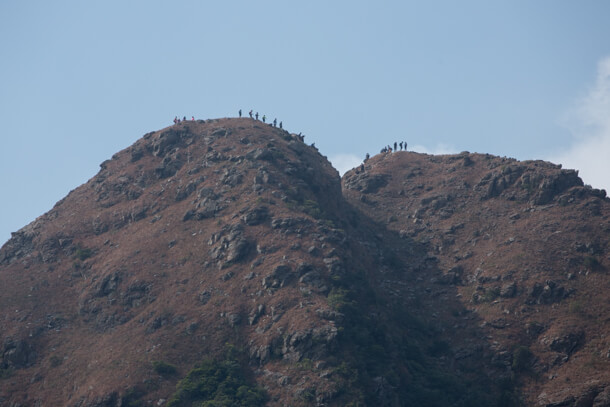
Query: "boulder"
246 148 274 161
242 206 269 226
344 173 390 194
225 238 249 263
262 264 293 289
500 281 517 298
2 339 36 368
547 329 585 356
152 130 182 157
175 180 199 201
95 272 122 297
593 387 610 407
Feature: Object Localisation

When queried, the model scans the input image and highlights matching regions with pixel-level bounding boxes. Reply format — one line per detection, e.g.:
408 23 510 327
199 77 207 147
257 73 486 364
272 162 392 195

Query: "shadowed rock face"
1 119 609 407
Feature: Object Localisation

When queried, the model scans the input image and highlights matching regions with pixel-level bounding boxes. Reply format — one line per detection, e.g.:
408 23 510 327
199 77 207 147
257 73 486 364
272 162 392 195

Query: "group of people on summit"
173 116 194 124
171 110 285 130
171 112 406 164
381 141 407 153
239 109 283 129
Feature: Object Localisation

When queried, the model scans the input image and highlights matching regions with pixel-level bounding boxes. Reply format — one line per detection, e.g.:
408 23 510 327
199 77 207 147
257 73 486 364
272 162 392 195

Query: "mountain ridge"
1 118 609 406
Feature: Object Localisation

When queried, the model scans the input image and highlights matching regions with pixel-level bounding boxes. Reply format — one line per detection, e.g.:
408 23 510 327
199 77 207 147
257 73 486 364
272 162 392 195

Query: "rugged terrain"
344 151 610 406
1 118 608 406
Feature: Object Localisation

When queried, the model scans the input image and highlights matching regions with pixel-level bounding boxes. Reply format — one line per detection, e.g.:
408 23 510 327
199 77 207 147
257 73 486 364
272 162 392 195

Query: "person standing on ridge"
191 116 194 121
255 112 259 120
249 110 253 118
394 142 397 152
279 121 283 129
404 141 407 151
399 142 403 151
262 115 266 123
239 109 242 117
273 118 277 127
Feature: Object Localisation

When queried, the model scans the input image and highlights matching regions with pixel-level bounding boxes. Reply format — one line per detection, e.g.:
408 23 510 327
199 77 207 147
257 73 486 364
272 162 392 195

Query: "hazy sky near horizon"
1 1 610 245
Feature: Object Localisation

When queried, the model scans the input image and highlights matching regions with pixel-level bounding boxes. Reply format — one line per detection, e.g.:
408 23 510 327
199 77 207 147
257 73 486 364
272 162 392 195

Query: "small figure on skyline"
279 121 283 129
239 109 242 117
255 112 259 120
249 110 253 118
394 142 397 151
191 116 194 121
404 141 407 151
174 116 178 124
262 115 266 123
273 118 277 127
360 164 365 172
183 116 186 122
365 153 370 161
399 142 403 151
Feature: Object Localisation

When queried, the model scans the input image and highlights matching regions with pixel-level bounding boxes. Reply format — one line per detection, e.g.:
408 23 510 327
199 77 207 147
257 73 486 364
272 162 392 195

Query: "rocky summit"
1 118 609 407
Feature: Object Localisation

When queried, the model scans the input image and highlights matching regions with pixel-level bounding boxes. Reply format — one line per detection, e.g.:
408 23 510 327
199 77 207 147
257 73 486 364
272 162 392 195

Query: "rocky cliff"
1 118 608 406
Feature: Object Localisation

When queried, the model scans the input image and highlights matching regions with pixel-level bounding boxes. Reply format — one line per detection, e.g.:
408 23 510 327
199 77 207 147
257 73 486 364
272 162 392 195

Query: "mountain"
1 118 608 406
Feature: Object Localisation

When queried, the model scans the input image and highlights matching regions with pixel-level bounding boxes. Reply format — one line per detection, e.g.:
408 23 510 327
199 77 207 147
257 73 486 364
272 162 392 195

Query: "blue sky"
1 1 610 245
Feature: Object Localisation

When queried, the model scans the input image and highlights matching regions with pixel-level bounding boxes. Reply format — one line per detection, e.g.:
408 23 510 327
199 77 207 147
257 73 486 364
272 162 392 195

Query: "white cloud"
550 57 610 192
329 153 363 176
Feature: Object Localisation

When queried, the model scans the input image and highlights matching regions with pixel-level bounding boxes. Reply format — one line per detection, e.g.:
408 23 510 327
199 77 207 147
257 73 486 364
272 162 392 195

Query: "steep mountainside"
343 151 610 406
1 118 608 406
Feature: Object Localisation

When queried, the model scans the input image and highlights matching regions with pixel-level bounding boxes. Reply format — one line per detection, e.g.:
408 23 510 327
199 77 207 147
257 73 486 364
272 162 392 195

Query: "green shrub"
481 287 501 303
0 366 13 379
569 301 583 314
49 354 63 367
512 346 533 373
327 288 352 311
122 387 146 407
74 247 93 261
297 358 314 370
303 200 322 218
167 358 265 407
152 360 177 376
584 256 600 269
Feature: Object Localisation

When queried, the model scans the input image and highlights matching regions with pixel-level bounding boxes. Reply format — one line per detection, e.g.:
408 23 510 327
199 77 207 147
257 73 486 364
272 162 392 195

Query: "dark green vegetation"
0 366 13 379
73 246 93 261
167 356 265 407
152 360 178 376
